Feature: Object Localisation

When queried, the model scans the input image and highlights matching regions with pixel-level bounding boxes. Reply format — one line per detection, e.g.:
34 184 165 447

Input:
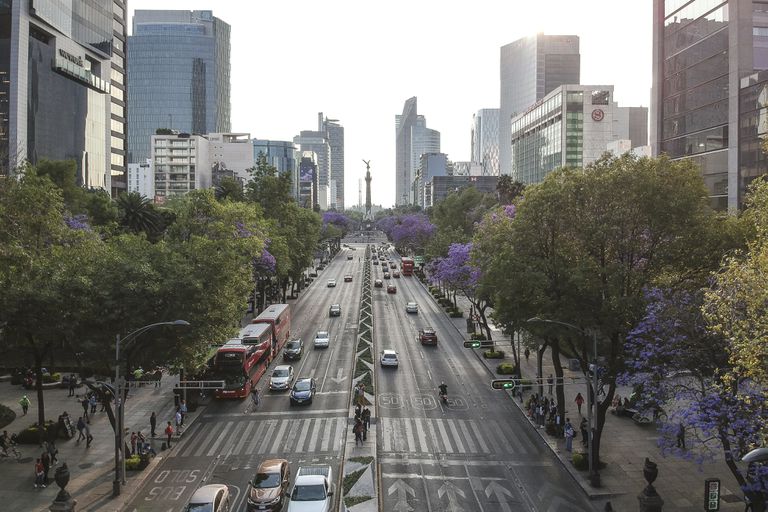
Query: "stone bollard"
49 463 77 512
637 458 664 512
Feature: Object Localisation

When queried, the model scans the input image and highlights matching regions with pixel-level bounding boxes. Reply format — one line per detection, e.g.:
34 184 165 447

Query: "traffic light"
463 341 481 349
491 379 517 390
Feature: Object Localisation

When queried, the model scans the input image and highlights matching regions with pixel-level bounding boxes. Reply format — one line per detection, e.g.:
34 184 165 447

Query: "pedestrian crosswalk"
379 417 536 456
175 416 347 457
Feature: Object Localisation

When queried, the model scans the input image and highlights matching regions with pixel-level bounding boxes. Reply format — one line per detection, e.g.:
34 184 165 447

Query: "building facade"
127 10 231 166
151 132 210 202
294 129 329 205
471 109 500 175
395 97 418 206
298 151 318 209
410 116 441 188
651 0 768 210
127 159 154 199
427 175 499 207
319 113 344 210
500 34 581 176
207 132 252 183
510 85 646 184
2 0 126 192
413 152 449 208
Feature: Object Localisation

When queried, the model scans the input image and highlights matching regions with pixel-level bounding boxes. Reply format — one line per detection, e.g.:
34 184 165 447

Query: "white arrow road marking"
485 481 515 512
438 481 466 512
330 368 346 384
388 479 415 512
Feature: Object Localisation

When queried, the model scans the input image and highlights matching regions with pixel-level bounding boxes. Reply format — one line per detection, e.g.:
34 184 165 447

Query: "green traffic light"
463 341 482 349
491 379 517 390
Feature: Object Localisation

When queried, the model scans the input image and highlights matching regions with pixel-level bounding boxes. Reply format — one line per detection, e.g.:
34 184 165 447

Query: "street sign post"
705 478 720 511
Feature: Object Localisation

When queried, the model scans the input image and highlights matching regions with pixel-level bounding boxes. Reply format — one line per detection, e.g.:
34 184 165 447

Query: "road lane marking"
233 421 256 454
193 424 220 457
202 407 347 418
269 420 289 454
308 415 322 452
382 418 392 452
320 417 333 452
206 421 234 456
425 417 440 453
435 419 454 453
257 420 277 453
379 458 554 467
458 419 477 453
415 418 428 452
245 421 267 455
296 418 312 452
447 419 465 453
470 420 490 453
403 417 417 452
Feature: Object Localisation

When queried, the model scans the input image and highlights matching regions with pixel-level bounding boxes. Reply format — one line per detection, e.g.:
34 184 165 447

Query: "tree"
215 177 245 202
116 191 160 236
389 214 435 255
428 187 496 259
246 153 293 214
496 175 525 204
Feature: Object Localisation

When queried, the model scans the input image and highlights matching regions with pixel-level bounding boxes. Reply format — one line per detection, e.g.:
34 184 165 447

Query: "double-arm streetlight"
113 320 190 498
527 317 601 487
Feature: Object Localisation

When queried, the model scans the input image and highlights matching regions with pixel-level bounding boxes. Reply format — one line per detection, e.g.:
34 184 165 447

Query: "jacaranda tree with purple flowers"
389 214 435 255
622 288 768 504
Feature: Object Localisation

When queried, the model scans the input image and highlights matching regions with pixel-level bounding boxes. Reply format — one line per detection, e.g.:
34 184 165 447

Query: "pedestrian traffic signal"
491 379 517 390
463 341 482 348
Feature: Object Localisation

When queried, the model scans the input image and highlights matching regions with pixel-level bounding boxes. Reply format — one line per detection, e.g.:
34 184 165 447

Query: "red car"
418 327 438 345
387 284 397 294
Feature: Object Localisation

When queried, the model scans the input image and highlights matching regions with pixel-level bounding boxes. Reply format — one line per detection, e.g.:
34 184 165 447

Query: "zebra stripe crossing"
175 416 347 458
378 418 533 456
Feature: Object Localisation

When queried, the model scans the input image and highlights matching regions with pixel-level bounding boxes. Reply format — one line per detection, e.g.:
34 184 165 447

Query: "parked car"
374 279 383 288
387 284 397 294
327 278 336 287
247 459 291 511
269 365 294 391
283 339 303 361
314 331 330 348
184 484 230 512
329 304 341 317
405 302 418 314
290 378 317 405
418 327 438 345
380 349 399 368
344 275 353 282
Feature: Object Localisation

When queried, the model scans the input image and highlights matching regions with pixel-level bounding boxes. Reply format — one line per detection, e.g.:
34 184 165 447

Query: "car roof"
407 301 417 305
274 365 292 372
189 484 228 503
422 327 435 332
257 458 288 473
331 303 340 307
296 377 313 383
317 331 329 336
382 349 397 355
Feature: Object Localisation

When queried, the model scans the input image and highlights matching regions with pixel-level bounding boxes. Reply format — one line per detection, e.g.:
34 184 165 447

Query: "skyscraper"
127 10 231 165
319 113 345 210
2 0 127 193
499 34 580 175
472 109 500 176
395 97 418 206
294 129 329 207
651 0 768 210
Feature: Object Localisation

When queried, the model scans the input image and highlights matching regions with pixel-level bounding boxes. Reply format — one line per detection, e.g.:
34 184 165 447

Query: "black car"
283 339 304 361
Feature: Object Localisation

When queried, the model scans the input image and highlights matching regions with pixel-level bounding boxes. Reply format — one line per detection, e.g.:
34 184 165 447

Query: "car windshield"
185 504 213 512
291 484 326 501
287 341 301 350
317 332 328 338
384 354 396 359
273 369 289 377
252 472 281 488
294 380 312 391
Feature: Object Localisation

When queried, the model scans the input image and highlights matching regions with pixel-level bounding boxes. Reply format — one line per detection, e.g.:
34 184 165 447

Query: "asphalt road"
125 245 365 512
373 247 597 512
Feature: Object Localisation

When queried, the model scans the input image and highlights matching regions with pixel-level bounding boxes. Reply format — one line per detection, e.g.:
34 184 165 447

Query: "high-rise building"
395 97 418 206
298 151 318 209
471 109 500 175
410 117 441 185
500 34 580 175
151 132 210 202
127 10 231 166
207 132 253 184
319 113 344 210
294 130 329 205
127 160 154 199
1 0 127 193
651 0 768 210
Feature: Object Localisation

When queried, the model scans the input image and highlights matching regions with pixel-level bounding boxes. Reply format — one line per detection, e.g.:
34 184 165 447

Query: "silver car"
314 331 330 348
380 349 399 368
269 365 294 391
405 302 418 314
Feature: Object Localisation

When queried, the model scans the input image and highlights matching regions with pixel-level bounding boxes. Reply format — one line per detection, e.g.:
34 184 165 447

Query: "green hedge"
470 333 487 341
125 454 150 471
496 362 516 373
485 350 505 359
572 452 588 471
42 372 61 383
15 421 56 444
449 310 463 318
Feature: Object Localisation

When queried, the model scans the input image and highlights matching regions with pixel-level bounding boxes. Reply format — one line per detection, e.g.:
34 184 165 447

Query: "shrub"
572 452 589 471
470 333 487 341
485 350 505 359
15 421 56 444
449 310 463 318
496 362 515 373
42 372 61 383
125 455 148 471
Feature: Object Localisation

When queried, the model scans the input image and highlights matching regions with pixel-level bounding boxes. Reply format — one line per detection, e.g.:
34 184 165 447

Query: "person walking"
89 394 97 415
46 439 58 465
250 386 260 410
564 419 575 452
174 409 183 434
136 431 146 455
84 423 93 448
547 374 554 395
19 395 30 415
68 374 77 397
361 407 371 441
676 423 686 450
575 393 584 415
353 420 364 446
130 432 137 455
580 417 589 447
179 399 187 426
524 348 530 362
81 396 89 422
150 411 157 437
165 421 174 449
76 417 86 443
41 450 51 484
33 458 45 488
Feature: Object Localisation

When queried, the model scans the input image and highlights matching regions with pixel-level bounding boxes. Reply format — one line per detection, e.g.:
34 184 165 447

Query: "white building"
207 133 254 183
127 159 154 199
151 133 210 202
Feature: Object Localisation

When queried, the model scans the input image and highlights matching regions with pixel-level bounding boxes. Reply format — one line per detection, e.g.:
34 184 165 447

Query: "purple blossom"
502 204 517 218
322 211 352 229
432 242 482 292
389 214 435 250
64 214 91 231
235 221 254 238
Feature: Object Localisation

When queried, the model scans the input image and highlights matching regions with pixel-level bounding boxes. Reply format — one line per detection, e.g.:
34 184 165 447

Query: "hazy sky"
128 1 652 209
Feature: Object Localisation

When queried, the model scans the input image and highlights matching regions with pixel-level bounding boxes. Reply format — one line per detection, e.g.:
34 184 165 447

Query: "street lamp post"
527 317 601 487
112 320 190 498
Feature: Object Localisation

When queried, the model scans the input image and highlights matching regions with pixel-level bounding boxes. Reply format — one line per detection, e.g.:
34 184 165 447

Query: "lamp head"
171 320 190 326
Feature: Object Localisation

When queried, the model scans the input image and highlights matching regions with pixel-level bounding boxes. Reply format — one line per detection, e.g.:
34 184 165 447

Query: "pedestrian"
76 417 86 443
41 450 50 484
154 369 162 388
165 421 174 448
68 374 77 397
676 423 686 450
47 439 58 465
81 396 89 422
524 348 530 362
362 406 371 431
89 394 97 414
575 393 584 415
137 431 146 455
130 431 137 455
84 423 93 448
547 374 554 395
354 405 362 422
179 399 187 426
33 458 45 488
19 395 30 415
353 420 364 446
580 417 589 447
564 418 575 452
175 409 183 434
150 411 157 437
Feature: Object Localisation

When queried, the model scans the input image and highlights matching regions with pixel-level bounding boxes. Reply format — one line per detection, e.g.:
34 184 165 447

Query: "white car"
327 278 336 287
380 349 399 368
405 302 418 314
269 365 294 390
314 331 330 348
184 484 230 512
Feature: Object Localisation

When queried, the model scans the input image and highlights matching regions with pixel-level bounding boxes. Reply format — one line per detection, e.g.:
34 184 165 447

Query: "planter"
485 351 506 360
496 362 516 374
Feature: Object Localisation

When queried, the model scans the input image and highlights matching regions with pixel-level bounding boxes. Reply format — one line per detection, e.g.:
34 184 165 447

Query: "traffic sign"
464 340 494 349
705 478 720 511
414 255 424 265
491 379 517 390
463 341 481 349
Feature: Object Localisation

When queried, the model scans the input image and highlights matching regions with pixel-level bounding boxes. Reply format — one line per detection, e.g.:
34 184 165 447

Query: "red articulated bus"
213 339 270 399
252 304 291 359
238 323 273 361
401 257 414 276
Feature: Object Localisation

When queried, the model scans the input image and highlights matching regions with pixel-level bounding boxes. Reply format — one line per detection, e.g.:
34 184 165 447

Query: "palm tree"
116 191 160 235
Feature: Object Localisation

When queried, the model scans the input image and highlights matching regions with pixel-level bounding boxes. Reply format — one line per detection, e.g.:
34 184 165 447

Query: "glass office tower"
472 109 500 176
127 10 230 165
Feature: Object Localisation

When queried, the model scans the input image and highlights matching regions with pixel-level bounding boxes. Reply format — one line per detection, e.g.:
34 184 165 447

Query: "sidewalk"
430 289 746 511
0 373 205 511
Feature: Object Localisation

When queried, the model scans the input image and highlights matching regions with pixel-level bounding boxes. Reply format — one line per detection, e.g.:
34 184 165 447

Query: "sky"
128 1 652 209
